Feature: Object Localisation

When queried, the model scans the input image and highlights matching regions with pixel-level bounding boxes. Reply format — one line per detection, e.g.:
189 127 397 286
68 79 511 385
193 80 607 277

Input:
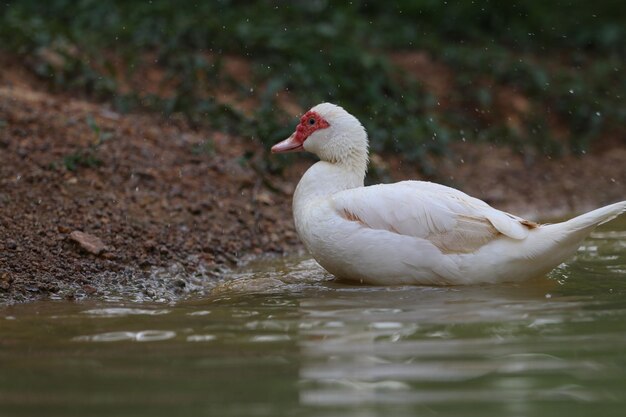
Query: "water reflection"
293 284 601 409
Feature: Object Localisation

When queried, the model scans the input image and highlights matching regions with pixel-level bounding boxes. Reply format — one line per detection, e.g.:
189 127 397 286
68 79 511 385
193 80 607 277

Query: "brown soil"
1 59 625 305
0 66 299 304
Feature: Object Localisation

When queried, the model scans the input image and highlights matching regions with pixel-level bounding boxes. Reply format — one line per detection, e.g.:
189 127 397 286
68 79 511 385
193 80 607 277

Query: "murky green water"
1 218 626 417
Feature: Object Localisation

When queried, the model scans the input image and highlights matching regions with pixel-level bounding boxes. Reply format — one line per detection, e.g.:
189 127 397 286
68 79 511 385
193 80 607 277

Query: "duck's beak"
271 133 303 153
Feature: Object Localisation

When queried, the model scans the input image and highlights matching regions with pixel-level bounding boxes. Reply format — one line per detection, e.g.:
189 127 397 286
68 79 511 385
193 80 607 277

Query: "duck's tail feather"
557 200 626 233
538 201 626 250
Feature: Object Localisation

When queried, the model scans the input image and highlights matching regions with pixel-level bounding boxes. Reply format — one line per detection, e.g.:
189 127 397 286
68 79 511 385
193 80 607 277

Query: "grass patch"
61 115 112 172
191 139 215 157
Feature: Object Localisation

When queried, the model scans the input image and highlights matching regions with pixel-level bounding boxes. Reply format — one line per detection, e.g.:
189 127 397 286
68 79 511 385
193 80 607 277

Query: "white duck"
272 103 626 285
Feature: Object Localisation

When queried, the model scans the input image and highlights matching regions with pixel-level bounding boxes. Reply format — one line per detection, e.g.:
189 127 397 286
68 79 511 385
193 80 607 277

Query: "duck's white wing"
331 181 537 254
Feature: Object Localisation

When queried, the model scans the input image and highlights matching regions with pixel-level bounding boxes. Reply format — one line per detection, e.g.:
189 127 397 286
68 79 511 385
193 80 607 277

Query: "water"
1 218 626 417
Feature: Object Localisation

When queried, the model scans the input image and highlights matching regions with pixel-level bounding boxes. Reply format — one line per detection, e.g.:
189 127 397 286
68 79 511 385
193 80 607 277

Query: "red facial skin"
271 110 330 153
294 111 330 143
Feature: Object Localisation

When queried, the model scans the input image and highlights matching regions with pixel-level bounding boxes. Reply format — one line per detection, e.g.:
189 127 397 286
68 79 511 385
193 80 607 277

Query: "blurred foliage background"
1 0 624 170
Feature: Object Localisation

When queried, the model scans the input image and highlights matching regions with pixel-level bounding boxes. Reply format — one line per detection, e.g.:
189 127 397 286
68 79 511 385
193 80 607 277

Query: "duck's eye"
308 118 316 125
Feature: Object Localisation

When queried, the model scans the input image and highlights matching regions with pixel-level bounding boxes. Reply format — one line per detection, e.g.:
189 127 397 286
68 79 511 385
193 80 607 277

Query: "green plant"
61 115 112 171
1 0 622 167
63 151 101 172
191 139 215 156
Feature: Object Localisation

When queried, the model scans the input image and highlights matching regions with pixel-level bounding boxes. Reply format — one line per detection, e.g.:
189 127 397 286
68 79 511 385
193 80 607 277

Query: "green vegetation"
191 139 215 157
62 115 111 171
1 1 623 167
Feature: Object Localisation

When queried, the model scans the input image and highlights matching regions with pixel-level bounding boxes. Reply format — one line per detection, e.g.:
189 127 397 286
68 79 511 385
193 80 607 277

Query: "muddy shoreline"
1 70 625 305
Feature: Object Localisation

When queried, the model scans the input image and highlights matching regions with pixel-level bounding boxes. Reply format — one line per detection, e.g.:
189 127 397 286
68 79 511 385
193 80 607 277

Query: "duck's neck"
294 157 366 209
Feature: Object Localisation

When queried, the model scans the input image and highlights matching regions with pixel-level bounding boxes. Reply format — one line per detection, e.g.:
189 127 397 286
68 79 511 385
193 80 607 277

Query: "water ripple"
81 308 171 317
74 330 176 342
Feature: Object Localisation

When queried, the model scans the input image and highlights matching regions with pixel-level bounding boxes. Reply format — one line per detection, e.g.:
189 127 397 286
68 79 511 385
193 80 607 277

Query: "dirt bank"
1 65 625 304
0 70 300 304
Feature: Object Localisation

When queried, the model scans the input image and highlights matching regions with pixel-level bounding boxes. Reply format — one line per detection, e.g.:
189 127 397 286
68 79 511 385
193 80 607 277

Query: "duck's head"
272 103 368 172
